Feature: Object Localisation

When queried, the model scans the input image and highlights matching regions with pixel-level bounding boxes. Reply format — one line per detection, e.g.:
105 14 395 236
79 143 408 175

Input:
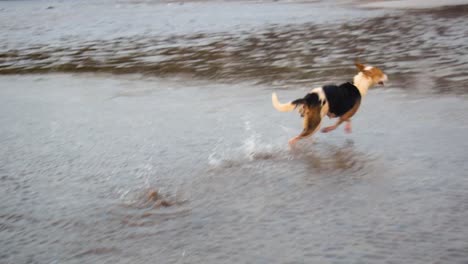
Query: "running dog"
272 62 387 145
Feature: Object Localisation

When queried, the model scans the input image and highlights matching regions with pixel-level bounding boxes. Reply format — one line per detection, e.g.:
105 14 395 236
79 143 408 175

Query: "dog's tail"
272 92 296 112
272 92 322 112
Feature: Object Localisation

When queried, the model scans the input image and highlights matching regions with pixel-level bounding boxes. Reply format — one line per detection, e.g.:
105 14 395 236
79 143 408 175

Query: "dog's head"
355 62 388 86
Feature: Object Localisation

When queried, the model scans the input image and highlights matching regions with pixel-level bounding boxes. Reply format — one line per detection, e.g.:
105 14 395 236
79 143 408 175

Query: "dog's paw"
345 123 352 133
288 137 299 146
321 126 336 133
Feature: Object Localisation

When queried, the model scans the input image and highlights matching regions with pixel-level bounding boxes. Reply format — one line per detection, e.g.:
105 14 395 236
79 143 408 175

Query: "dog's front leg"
321 124 337 133
322 99 361 133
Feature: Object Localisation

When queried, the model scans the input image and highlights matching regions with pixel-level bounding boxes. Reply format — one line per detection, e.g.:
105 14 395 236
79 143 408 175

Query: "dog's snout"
378 74 388 85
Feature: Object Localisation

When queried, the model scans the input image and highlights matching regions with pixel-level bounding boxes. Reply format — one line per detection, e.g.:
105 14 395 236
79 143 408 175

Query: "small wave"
73 247 122 258
1 11 467 93
118 186 187 210
109 186 190 228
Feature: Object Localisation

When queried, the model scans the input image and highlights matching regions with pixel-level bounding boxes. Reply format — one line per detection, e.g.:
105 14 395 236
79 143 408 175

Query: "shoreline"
353 0 468 9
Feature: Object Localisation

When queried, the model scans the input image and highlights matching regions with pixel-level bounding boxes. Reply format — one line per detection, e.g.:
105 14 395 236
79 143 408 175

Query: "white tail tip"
272 92 295 112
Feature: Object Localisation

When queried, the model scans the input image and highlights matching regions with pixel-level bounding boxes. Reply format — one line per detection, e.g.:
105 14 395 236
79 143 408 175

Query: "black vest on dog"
323 82 361 117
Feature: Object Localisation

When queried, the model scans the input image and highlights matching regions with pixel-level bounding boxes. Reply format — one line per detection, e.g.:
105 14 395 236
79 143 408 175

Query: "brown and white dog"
272 62 388 145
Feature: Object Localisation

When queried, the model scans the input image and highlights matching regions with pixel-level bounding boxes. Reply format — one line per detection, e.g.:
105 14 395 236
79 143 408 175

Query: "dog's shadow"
292 140 378 174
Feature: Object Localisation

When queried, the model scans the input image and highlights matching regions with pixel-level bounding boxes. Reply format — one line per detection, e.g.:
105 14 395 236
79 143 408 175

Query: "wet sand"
358 0 468 9
1 0 468 263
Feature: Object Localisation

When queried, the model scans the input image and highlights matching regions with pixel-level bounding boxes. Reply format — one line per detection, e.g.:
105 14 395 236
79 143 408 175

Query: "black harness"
322 82 361 117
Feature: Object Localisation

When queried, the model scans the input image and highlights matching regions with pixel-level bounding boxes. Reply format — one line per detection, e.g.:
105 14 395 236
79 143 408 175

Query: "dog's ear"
362 69 373 78
355 61 366 72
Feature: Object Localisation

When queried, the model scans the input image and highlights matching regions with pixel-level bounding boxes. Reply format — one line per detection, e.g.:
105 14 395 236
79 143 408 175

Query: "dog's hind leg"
289 105 322 145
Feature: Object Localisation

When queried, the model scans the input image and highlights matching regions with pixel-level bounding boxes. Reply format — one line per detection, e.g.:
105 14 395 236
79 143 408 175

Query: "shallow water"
1 0 468 263
1 74 468 263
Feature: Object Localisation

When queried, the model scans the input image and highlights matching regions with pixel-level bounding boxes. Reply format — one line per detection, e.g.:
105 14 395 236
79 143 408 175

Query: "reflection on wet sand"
295 140 377 173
